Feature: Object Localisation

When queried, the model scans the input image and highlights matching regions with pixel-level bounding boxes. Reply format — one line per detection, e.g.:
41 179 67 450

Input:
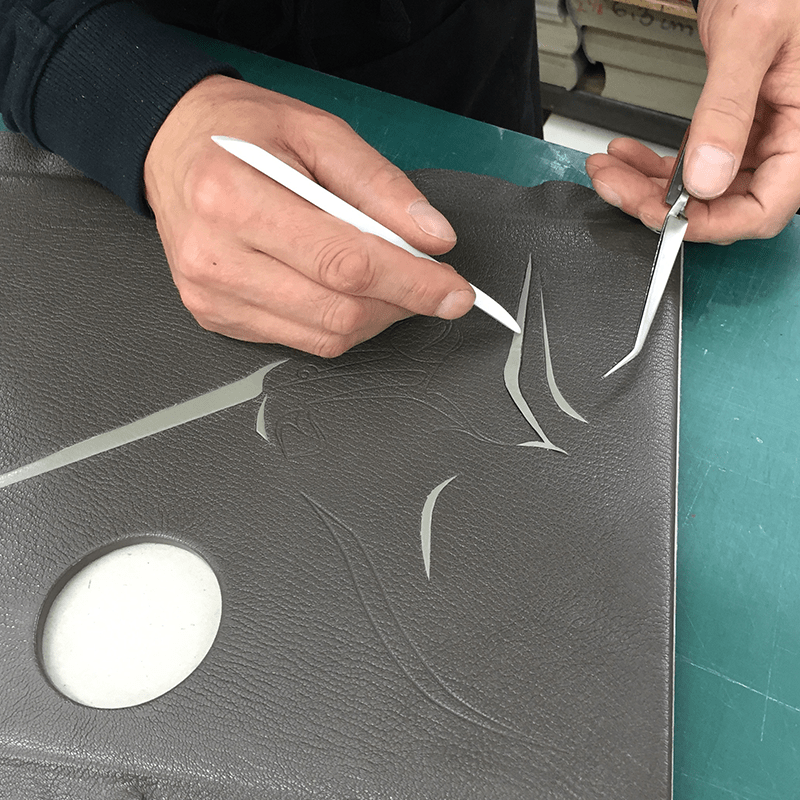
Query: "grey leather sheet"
0 131 678 799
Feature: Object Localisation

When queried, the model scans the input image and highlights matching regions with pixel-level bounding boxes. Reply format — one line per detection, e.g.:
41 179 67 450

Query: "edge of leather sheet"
0 131 89 181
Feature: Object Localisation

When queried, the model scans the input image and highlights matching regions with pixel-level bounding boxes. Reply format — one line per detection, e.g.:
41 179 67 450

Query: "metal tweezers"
604 130 691 378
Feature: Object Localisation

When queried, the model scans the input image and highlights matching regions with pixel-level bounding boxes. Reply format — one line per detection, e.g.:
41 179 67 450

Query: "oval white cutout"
40 542 222 709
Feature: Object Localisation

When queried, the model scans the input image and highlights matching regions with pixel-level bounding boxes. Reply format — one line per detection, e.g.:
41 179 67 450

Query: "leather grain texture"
0 131 677 799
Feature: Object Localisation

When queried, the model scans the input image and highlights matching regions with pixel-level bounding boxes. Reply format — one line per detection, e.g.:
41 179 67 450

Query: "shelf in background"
541 81 689 150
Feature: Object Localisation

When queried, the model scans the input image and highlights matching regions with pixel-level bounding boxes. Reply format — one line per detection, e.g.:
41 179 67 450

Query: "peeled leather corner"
0 131 678 800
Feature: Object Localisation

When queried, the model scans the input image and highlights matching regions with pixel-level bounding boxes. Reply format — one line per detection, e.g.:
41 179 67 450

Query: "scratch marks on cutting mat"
303 493 565 757
680 655 800 716
0 360 288 490
420 476 457 580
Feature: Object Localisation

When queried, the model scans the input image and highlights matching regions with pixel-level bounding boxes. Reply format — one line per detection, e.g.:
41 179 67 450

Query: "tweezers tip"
603 351 637 378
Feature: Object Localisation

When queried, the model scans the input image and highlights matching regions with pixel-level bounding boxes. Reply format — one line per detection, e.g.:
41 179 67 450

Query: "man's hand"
585 0 800 244
144 75 473 356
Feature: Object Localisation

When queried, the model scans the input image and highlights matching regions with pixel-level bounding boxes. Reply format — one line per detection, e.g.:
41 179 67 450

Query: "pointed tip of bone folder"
470 285 521 334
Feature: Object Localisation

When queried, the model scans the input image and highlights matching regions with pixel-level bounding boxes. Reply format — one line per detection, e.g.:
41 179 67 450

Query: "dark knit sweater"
0 0 539 214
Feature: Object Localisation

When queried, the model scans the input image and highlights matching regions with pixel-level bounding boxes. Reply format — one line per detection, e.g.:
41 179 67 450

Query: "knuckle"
177 284 215 325
314 237 376 295
394 270 459 316
293 110 355 160
371 162 410 195
172 236 217 284
755 218 784 240
314 111 355 140
708 94 753 129
310 332 351 359
351 157 408 198
320 294 367 336
185 158 241 223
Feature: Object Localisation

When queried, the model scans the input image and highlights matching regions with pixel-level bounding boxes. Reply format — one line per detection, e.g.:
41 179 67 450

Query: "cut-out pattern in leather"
540 288 588 424
504 257 566 453
420 475 458 580
0 360 288 489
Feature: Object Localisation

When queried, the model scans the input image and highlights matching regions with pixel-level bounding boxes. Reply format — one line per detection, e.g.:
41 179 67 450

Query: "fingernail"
594 180 622 209
643 220 662 234
409 200 457 242
435 289 474 319
685 145 735 199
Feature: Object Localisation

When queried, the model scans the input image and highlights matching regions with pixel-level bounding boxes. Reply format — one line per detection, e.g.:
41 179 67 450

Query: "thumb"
300 117 458 255
683 22 774 199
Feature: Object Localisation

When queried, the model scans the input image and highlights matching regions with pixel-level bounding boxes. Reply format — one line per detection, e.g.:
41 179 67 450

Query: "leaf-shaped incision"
420 475 458 580
504 258 565 453
256 395 270 441
0 360 288 490
540 291 588 424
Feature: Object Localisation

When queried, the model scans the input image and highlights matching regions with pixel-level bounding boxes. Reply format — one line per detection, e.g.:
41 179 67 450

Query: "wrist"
144 74 240 212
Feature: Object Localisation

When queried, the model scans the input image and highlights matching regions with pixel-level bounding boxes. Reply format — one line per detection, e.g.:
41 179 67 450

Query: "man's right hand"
143 74 474 357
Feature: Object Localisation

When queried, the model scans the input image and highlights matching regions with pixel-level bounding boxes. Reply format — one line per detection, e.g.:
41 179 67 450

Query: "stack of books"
537 0 587 90
565 0 705 119
624 0 696 17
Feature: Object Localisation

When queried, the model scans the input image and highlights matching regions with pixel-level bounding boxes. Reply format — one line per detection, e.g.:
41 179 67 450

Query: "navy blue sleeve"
0 1 239 214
